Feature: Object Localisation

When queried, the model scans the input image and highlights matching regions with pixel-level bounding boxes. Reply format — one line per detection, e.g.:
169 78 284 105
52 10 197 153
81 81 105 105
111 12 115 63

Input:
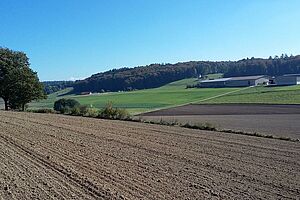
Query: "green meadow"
199 85 300 104
29 78 239 114
29 77 300 114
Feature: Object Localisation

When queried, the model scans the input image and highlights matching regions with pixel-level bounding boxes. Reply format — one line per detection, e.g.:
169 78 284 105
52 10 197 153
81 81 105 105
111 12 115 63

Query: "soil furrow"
0 111 299 199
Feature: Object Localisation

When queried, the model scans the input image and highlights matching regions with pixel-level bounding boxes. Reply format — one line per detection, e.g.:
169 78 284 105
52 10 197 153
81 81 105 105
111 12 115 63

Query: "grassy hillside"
29 78 239 114
199 85 300 104
28 88 73 109
29 78 300 114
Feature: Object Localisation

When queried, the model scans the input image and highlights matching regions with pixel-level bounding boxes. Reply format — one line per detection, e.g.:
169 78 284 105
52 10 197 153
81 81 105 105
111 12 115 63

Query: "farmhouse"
199 75 269 88
275 74 300 86
80 92 92 95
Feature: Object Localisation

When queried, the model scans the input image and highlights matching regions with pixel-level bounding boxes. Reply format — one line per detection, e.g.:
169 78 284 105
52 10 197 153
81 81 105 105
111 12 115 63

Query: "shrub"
98 101 114 119
27 108 57 114
114 108 130 120
83 108 99 117
60 107 70 114
182 122 217 131
70 106 81 116
98 102 130 120
79 105 88 115
54 98 80 113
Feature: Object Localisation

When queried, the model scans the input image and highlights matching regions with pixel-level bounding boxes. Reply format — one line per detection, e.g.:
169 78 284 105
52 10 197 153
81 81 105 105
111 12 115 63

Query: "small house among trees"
80 92 92 95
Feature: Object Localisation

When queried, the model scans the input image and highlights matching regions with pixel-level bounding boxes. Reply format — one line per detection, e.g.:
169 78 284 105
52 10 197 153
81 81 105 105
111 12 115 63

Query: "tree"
0 48 14 110
54 98 80 113
0 47 45 110
9 67 46 110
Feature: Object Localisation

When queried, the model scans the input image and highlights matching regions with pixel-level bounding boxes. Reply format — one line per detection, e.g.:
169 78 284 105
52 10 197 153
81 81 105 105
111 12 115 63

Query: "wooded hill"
43 81 74 94
69 55 300 93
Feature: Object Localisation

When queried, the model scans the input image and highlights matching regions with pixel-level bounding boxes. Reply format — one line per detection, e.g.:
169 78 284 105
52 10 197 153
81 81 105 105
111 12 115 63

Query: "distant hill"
43 81 74 94
70 55 300 93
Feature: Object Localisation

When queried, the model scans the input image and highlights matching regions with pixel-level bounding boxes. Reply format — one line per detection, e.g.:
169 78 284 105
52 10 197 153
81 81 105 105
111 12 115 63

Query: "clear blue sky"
1 0 300 81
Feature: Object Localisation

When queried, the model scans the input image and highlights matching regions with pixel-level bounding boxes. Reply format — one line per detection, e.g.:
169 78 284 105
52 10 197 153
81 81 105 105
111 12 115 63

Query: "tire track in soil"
2 113 298 175
0 111 300 199
0 133 118 200
1 112 298 198
0 119 169 199
0 138 90 200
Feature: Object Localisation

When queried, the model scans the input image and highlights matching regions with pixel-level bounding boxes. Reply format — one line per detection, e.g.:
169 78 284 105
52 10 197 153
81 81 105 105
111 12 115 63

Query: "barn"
275 74 300 86
199 75 269 88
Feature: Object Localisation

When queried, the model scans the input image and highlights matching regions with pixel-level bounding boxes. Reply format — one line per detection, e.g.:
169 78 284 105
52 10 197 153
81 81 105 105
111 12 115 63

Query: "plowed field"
141 104 300 139
0 111 299 199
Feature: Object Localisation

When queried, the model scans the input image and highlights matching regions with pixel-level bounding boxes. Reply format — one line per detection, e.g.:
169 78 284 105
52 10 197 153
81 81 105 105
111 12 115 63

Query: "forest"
43 81 74 94
56 54 300 93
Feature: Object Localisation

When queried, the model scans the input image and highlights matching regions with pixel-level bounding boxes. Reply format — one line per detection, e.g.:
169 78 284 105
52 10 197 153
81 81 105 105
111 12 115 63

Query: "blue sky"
1 0 300 81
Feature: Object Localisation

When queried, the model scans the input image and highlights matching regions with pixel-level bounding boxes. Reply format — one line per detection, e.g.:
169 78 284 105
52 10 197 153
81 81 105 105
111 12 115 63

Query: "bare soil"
140 114 300 140
142 104 300 116
141 104 300 139
0 111 299 199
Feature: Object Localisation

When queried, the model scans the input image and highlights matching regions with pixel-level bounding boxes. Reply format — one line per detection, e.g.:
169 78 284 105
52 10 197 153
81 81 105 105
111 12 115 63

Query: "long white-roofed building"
199 75 269 88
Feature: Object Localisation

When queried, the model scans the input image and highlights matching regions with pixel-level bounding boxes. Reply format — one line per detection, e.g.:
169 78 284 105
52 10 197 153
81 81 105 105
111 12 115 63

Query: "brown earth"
141 104 300 116
140 104 300 139
0 111 299 199
139 114 300 140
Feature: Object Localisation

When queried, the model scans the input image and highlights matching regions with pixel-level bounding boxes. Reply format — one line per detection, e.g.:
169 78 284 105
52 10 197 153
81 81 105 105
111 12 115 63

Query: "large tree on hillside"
0 47 45 111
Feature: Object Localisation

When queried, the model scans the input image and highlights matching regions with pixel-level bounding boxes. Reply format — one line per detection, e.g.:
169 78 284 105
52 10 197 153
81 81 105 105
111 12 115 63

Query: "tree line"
43 81 74 94
72 54 300 93
0 47 45 110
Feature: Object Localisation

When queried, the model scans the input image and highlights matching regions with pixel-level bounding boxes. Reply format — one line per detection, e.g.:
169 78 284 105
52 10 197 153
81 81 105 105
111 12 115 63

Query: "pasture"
29 79 240 114
199 85 300 104
29 78 300 115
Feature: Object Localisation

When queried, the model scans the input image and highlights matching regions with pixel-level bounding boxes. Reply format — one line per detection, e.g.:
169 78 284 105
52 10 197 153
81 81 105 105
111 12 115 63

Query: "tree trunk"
22 104 25 111
4 99 8 110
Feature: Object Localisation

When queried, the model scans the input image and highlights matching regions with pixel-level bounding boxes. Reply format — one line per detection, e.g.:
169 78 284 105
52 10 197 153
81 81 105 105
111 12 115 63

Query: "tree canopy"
0 47 45 110
72 55 300 93
43 81 74 94
53 98 80 113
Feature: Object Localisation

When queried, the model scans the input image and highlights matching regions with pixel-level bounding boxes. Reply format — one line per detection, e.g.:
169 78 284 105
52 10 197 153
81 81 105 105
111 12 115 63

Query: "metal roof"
230 75 266 81
200 75 267 83
282 74 300 77
200 78 231 83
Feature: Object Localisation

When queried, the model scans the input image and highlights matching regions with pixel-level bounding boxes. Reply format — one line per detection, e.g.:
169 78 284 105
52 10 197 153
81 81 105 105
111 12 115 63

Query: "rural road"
0 111 299 199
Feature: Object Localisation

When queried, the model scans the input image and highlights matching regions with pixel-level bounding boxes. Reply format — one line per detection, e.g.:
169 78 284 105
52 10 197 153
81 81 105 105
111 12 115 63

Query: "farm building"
275 74 300 86
80 92 92 95
199 75 269 88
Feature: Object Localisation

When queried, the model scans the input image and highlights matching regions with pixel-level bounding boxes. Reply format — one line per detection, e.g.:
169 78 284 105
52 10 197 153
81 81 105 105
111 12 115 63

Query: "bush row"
54 99 130 120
